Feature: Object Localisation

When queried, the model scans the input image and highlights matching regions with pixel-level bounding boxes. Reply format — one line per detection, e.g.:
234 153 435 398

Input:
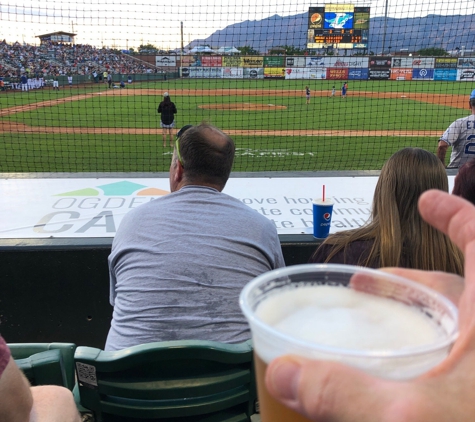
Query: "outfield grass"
0 78 468 172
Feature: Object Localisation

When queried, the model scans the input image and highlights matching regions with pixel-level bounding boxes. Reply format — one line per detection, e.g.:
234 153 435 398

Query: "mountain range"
187 13 474 54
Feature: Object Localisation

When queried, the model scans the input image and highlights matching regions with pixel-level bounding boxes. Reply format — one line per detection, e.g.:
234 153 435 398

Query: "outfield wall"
177 55 474 81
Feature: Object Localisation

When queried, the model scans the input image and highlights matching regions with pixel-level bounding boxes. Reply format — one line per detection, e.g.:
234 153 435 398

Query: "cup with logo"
312 198 334 238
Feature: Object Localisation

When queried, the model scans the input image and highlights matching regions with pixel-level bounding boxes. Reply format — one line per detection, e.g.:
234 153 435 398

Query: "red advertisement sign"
326 68 349 79
201 56 222 67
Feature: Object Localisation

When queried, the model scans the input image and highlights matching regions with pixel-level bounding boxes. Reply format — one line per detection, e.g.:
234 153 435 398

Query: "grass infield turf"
0 79 469 172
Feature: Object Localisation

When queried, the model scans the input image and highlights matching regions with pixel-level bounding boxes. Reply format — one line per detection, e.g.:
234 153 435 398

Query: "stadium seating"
9 342 77 390
73 339 257 422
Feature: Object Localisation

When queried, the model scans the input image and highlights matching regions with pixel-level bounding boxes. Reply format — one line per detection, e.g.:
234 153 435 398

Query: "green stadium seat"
74 339 257 422
8 342 77 390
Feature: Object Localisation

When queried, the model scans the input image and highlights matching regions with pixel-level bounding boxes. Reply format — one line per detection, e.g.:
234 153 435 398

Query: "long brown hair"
312 148 464 275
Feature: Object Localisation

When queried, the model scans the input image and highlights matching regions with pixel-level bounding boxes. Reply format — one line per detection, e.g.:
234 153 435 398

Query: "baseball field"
0 78 469 173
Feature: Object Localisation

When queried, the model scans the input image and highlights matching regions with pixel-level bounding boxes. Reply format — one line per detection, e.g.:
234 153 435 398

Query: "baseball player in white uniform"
438 89 475 168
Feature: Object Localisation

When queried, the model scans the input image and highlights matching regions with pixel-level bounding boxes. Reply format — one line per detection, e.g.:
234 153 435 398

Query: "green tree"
237 46 259 55
138 43 158 53
417 47 448 56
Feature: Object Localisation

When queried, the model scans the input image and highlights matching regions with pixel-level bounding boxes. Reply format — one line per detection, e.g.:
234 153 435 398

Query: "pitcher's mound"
199 103 287 111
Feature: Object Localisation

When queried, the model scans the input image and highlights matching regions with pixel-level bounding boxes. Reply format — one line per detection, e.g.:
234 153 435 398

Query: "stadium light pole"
381 0 389 55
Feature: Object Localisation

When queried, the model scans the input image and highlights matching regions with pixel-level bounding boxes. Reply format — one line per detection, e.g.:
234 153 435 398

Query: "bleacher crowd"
0 39 159 80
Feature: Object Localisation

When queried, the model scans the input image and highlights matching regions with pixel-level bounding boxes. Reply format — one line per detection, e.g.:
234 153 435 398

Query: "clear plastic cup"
240 264 458 422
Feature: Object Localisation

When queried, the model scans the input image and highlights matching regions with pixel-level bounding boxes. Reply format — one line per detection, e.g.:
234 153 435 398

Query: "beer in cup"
240 264 458 422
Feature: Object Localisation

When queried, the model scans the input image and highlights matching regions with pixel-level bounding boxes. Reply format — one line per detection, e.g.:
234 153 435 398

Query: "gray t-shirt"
105 185 285 351
440 114 475 168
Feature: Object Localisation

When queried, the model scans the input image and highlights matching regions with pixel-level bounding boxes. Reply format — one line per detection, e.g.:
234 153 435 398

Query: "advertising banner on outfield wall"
306 57 326 67
264 56 285 67
369 57 392 68
306 57 367 68
390 68 413 80
286 57 307 67
411 57 435 68
458 58 475 68
242 68 264 79
457 68 475 81
435 58 457 68
180 67 222 78
222 56 242 67
222 67 244 78
391 57 434 68
181 56 202 67
308 68 327 79
327 68 348 79
412 68 434 80
241 56 264 67
369 69 390 79
155 56 177 67
201 56 222 67
434 69 457 81
285 68 310 79
264 68 285 79
331 57 368 68
348 68 369 80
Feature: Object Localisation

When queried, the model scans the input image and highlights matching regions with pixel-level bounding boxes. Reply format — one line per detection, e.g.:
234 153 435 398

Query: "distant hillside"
187 13 474 54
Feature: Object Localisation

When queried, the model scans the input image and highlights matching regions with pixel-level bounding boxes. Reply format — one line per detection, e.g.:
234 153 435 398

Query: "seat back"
8 342 77 390
74 340 256 422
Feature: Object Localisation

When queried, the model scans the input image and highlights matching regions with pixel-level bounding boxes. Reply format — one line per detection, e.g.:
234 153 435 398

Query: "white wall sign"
0 176 455 239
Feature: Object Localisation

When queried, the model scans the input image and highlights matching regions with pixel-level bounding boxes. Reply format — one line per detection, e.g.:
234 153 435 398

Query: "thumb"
265 355 398 422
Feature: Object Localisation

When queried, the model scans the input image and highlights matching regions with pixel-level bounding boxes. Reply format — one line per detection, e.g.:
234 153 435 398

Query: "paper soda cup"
313 198 334 238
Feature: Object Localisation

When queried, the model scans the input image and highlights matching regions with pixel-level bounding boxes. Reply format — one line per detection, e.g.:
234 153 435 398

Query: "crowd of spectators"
0 39 160 79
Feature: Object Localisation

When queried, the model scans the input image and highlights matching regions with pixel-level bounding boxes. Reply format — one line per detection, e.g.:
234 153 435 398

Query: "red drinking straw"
323 185 325 202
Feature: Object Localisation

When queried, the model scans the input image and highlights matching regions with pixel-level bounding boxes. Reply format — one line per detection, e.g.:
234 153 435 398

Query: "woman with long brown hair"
309 148 464 275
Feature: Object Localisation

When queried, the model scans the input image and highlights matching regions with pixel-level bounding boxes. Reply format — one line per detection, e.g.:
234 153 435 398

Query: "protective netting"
0 1 474 172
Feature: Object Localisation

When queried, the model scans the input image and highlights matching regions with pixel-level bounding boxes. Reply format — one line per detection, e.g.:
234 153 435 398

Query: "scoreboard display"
307 4 370 50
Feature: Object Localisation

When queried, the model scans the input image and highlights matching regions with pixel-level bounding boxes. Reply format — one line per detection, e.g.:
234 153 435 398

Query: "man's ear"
173 159 184 183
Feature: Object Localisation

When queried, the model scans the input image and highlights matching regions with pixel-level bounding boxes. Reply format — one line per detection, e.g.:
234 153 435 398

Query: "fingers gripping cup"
313 198 333 238
240 264 458 422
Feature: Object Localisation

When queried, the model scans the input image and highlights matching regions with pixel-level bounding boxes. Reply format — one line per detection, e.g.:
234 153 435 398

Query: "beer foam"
255 285 441 351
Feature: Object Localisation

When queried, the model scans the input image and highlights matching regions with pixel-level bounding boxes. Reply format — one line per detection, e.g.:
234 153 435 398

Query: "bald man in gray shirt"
105 124 285 351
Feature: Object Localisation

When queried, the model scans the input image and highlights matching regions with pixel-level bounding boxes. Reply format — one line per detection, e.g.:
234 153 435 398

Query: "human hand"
265 191 475 421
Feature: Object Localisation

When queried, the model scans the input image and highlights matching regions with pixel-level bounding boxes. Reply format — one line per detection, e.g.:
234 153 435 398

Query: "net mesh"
0 1 474 173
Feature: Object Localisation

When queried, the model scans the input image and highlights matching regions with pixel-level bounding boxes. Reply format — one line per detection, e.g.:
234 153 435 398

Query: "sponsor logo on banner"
264 68 285 79
184 67 222 78
348 68 368 80
458 68 475 81
285 68 314 79
241 56 264 67
435 58 458 69
286 57 307 67
306 57 326 67
34 181 169 235
243 68 264 78
390 68 413 80
201 56 222 67
412 68 434 80
222 67 243 78
327 68 348 79
155 56 177 67
434 68 457 81
369 69 390 80
458 58 475 68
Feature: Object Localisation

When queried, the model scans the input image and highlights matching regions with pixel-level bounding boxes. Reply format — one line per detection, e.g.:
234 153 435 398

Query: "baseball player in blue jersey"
438 89 475 168
341 81 348 98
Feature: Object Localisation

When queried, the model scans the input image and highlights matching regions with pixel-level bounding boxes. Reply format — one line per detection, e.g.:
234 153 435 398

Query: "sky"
1 0 474 49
